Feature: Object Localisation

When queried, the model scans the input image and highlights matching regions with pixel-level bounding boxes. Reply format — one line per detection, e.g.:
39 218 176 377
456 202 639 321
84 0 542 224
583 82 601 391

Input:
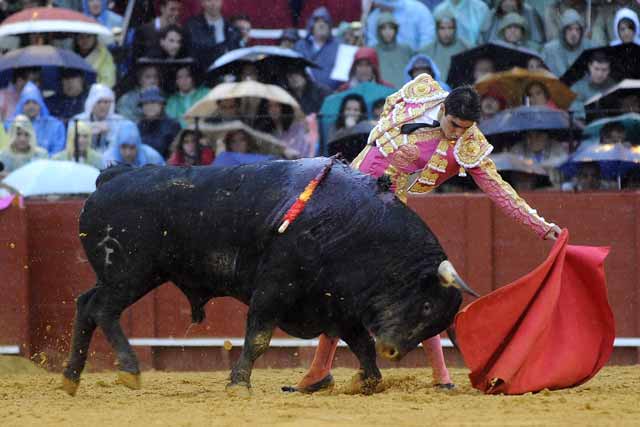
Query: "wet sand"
0 357 638 426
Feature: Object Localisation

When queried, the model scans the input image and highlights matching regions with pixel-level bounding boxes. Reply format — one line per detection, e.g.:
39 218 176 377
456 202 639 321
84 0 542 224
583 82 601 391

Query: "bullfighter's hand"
544 225 562 241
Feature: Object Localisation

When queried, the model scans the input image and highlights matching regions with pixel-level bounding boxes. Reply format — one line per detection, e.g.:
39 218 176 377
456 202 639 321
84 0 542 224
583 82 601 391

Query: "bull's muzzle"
376 340 402 361
438 260 480 298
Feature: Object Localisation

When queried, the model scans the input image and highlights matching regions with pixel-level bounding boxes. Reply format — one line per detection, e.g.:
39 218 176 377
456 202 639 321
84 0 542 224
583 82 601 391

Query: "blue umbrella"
561 142 640 188
211 152 275 168
479 105 581 144
207 46 318 83
583 113 640 143
0 45 96 91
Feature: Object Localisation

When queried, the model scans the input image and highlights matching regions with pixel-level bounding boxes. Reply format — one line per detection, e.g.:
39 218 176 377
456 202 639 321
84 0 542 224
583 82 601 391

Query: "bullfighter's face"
367 274 463 361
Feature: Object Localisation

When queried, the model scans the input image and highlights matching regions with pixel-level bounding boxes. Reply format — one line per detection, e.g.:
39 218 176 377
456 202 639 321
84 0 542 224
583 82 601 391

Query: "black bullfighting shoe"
281 374 335 393
434 382 455 390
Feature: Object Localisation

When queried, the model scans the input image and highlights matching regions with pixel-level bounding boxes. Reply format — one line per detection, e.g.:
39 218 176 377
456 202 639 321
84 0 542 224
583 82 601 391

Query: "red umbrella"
0 7 113 41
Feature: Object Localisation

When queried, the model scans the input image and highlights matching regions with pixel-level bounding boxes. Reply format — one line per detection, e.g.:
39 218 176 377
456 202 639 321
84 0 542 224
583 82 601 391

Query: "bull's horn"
438 260 480 298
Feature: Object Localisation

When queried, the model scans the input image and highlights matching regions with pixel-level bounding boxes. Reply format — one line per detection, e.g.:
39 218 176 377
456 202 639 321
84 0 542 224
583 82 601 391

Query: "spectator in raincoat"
0 67 41 122
294 7 341 89
374 12 414 89
102 120 165 168
116 64 161 122
0 115 47 175
165 65 209 128
52 120 103 169
494 12 541 51
420 9 471 83
5 82 66 156
610 8 640 46
541 9 593 77
404 54 450 91
365 0 435 51
434 0 489 46
591 1 640 45
73 83 127 153
336 47 394 92
167 129 215 166
46 68 89 124
137 87 181 158
82 0 123 32
570 51 617 119
480 0 545 47
73 33 116 88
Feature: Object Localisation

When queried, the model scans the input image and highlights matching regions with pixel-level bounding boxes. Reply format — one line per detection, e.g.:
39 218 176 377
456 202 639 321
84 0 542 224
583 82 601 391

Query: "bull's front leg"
226 295 276 395
342 326 383 395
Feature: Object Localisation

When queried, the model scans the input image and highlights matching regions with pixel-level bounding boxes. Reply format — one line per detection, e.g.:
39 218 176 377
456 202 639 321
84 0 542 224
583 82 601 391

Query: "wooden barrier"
0 192 638 371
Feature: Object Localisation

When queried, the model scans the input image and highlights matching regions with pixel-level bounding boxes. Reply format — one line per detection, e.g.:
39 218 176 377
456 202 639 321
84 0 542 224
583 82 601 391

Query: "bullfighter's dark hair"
444 86 481 122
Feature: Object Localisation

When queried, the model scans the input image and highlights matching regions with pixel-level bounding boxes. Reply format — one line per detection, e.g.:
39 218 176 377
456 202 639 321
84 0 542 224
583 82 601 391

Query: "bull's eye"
423 302 432 315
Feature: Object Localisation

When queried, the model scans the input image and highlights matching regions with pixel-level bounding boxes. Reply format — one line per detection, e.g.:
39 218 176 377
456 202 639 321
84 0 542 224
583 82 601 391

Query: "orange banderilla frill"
278 160 335 234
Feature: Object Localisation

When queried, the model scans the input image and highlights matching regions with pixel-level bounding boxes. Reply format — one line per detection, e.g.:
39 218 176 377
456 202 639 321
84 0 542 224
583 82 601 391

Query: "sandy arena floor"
0 357 638 426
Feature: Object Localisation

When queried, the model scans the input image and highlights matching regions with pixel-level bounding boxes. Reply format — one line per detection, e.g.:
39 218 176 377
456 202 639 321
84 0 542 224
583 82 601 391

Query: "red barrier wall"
0 193 638 372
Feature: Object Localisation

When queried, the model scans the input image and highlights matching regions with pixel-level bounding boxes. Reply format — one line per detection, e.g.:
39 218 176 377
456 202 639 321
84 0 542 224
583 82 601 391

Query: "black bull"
62 158 466 396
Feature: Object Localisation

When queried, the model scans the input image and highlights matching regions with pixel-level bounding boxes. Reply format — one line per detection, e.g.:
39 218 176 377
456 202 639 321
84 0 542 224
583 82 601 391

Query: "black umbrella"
447 41 544 88
328 121 374 162
584 79 640 122
480 106 582 145
560 44 640 87
207 46 318 85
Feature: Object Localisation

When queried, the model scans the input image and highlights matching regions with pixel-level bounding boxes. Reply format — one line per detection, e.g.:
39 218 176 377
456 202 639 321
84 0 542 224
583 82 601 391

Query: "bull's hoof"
281 374 335 394
225 382 252 398
60 376 80 396
116 371 141 390
346 371 383 395
434 382 455 390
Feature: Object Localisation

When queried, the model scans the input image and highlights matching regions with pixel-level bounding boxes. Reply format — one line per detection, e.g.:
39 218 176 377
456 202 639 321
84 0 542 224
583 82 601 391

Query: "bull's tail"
277 157 336 233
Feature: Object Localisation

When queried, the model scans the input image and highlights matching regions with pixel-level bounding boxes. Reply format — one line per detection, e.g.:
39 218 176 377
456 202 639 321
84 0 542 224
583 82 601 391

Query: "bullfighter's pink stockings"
423 335 452 385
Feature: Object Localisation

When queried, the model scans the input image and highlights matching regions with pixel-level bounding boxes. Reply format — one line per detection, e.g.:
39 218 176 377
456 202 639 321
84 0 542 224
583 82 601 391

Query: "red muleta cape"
454 229 615 395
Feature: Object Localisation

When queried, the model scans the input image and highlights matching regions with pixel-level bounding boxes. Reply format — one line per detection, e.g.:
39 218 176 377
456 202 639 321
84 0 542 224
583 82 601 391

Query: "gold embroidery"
453 125 493 169
350 145 372 170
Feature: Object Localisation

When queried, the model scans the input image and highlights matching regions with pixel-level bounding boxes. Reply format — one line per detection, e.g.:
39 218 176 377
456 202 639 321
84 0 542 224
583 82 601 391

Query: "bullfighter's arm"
467 158 557 239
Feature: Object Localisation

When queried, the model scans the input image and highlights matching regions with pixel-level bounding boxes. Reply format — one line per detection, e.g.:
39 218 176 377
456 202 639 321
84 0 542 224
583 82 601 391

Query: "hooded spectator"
73 83 127 152
6 82 65 156
570 51 617 119
337 47 394 92
610 8 640 46
166 65 209 128
185 0 242 70
52 120 103 169
374 12 414 89
541 9 592 77
73 33 116 88
366 0 435 51
0 115 47 175
133 0 183 59
167 129 215 166
404 54 450 91
543 0 588 43
591 0 640 45
282 68 331 115
294 7 341 89
279 28 300 49
495 12 540 51
421 9 471 82
0 67 41 122
103 120 165 168
46 68 89 123
434 0 489 46
82 0 123 32
116 64 161 122
480 0 545 47
137 87 181 158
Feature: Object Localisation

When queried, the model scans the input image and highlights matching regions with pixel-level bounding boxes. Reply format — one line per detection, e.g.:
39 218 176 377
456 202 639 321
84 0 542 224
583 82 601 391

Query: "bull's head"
370 260 478 361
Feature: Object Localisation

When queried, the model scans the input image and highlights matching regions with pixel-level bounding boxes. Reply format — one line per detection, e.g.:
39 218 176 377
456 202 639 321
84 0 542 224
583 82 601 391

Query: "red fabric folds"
454 229 615 395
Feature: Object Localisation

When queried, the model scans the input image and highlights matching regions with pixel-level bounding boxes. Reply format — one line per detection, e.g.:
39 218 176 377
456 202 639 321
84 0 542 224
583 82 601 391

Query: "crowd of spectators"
0 0 639 194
